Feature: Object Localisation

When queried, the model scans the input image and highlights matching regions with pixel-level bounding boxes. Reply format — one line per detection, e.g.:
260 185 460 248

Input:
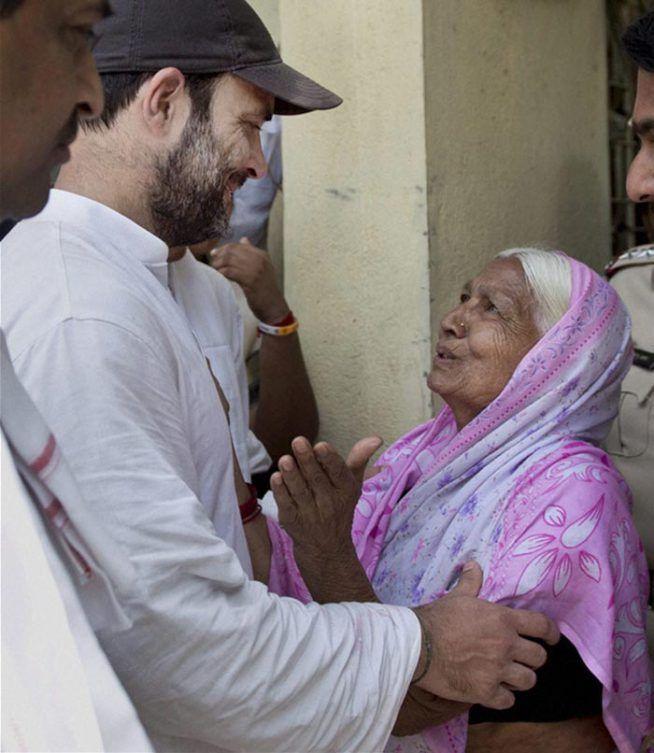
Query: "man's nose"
76 50 105 123
245 137 268 180
626 150 654 203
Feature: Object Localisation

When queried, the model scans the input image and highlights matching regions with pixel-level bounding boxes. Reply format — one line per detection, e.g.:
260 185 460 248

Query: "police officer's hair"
497 248 572 336
623 11 654 73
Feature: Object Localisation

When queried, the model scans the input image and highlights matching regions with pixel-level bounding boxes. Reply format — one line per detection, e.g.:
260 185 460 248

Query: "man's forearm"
254 332 318 461
293 543 469 736
243 514 271 584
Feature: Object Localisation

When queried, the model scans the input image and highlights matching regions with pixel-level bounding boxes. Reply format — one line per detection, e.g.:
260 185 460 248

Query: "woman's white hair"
497 247 572 335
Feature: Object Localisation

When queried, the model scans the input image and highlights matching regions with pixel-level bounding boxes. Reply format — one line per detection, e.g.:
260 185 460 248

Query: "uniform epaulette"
605 244 654 278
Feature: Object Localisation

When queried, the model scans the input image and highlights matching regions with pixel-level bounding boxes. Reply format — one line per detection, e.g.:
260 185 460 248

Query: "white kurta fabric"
1 330 151 753
1 190 421 753
167 250 270 480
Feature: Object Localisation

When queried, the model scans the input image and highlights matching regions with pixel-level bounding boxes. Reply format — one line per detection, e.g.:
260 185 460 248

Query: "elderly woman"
264 249 651 753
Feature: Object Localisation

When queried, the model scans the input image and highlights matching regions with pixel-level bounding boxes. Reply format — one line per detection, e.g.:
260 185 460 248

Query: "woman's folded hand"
270 435 381 602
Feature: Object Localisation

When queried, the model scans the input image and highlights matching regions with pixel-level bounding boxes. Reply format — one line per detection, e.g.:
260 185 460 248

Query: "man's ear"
140 67 188 137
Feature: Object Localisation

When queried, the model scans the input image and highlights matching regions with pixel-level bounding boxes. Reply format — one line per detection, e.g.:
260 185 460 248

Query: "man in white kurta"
1 188 422 752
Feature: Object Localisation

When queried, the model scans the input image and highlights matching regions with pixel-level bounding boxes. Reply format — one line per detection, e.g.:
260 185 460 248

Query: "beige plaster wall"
423 0 611 341
247 0 280 45
279 0 433 454
278 0 611 453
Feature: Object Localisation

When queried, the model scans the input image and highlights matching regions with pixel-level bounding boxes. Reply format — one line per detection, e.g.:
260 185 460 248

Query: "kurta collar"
40 189 170 286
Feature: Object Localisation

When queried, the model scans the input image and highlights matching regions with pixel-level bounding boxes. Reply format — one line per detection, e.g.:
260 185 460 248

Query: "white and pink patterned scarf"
268 255 652 752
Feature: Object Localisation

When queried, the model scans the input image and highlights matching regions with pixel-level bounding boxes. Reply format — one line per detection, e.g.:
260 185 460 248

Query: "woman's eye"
459 293 470 303
486 301 499 313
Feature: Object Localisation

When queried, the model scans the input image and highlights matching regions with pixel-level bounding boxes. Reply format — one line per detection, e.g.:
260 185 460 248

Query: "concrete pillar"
280 0 433 453
278 0 610 453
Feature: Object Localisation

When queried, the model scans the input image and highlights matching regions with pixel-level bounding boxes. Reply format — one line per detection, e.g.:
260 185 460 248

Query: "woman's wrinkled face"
428 257 541 429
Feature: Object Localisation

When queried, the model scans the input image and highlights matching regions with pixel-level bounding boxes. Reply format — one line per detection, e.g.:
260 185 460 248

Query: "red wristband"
271 310 295 327
239 492 262 524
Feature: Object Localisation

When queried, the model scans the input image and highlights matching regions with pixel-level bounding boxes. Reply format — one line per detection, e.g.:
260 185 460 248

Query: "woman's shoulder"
511 440 631 514
487 440 643 599
492 441 636 579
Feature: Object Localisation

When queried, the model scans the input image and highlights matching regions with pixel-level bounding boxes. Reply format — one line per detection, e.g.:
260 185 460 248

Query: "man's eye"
83 28 100 49
71 26 99 50
459 293 470 303
485 301 499 313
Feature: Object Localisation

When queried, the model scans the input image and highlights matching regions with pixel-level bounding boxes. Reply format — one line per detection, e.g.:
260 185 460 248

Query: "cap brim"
234 61 342 115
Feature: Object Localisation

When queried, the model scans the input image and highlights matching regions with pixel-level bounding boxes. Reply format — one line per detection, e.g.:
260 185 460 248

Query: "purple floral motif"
450 533 466 558
513 533 556 556
458 494 478 517
544 505 566 527
437 471 454 490
627 638 647 667
411 572 425 604
562 376 580 397
579 550 601 582
553 554 572 597
626 680 652 719
615 602 645 637
515 549 557 597
561 495 604 548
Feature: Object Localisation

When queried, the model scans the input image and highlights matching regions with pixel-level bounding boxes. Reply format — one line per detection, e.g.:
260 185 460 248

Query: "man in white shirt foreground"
1 1 153 750
1 1 560 751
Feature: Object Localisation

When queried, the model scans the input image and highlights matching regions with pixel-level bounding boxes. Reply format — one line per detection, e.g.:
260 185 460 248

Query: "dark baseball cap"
93 0 342 115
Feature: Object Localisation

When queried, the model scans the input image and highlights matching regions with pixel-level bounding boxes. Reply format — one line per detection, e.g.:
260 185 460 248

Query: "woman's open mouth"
434 345 458 366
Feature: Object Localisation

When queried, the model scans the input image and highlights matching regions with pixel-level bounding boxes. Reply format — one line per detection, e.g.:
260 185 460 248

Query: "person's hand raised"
271 436 381 602
413 562 560 709
271 436 381 559
209 237 289 323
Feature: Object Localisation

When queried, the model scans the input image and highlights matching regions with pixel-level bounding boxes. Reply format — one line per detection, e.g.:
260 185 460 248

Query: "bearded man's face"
148 74 272 248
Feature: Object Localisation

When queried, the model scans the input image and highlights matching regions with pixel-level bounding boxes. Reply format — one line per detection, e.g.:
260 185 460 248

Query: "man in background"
605 11 654 663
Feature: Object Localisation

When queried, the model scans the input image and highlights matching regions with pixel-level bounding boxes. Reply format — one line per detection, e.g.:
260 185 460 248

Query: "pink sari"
268 255 652 752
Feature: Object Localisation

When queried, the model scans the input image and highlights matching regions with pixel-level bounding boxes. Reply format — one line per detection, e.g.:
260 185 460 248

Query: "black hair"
84 71 221 131
623 11 654 73
0 0 25 18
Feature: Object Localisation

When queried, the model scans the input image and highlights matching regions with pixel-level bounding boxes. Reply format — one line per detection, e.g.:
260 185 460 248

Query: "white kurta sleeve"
13 318 421 753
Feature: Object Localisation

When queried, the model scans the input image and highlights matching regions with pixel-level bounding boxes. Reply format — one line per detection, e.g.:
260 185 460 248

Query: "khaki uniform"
604 245 654 654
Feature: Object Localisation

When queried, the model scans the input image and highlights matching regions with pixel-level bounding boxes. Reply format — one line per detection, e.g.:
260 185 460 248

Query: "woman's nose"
440 307 467 338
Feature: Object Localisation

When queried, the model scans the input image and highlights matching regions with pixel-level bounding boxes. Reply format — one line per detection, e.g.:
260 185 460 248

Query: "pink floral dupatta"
267 255 652 752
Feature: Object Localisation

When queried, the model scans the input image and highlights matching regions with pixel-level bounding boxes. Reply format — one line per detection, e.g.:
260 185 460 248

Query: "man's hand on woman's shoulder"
413 562 559 709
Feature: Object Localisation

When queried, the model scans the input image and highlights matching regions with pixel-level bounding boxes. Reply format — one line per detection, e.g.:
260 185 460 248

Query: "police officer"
604 245 654 652
607 14 654 659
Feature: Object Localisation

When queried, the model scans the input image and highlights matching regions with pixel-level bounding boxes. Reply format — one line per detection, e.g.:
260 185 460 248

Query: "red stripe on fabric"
67 542 93 577
44 497 64 521
29 434 56 474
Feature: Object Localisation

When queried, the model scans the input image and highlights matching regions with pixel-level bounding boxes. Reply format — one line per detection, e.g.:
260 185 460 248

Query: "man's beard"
148 113 247 248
